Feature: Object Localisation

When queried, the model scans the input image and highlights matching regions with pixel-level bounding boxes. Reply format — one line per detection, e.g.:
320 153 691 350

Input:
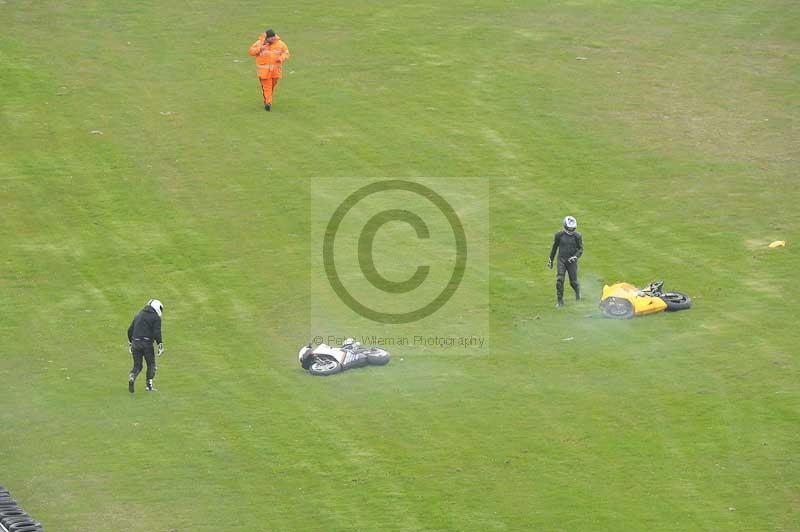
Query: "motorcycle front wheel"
600 297 634 319
308 356 342 376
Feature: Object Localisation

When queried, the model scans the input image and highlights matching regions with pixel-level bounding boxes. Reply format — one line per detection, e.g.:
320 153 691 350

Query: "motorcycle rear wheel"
661 291 692 311
366 348 391 365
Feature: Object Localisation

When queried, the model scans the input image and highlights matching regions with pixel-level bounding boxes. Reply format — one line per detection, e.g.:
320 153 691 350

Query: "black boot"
556 299 564 308
264 103 271 112
128 375 135 394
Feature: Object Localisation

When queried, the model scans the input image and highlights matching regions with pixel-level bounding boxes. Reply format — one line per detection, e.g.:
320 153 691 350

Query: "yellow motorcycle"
600 281 691 319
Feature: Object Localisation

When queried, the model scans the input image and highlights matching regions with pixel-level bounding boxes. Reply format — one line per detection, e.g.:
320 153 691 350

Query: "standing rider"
127 299 164 393
548 216 583 307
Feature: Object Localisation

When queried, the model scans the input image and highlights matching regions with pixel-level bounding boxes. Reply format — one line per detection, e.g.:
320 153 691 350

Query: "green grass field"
2 1 799 530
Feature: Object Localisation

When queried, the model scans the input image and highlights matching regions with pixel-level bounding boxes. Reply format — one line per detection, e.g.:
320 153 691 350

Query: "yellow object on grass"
768 240 786 248
599 281 691 319
600 282 667 318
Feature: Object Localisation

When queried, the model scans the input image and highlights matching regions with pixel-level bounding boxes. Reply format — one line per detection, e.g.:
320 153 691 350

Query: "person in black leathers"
548 216 583 307
127 299 164 393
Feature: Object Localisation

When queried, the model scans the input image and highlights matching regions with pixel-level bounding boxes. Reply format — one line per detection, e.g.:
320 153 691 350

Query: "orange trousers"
259 78 280 104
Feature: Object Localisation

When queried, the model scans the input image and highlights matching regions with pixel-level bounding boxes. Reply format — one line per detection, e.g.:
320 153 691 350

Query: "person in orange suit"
248 29 290 111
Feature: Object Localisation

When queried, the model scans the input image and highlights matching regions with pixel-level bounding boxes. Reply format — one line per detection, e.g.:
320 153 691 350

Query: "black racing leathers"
127 306 162 382
550 230 583 302
127 306 162 345
130 342 156 381
549 230 583 262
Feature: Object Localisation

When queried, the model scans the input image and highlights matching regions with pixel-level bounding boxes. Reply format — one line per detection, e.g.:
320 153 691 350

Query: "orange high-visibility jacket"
248 35 290 79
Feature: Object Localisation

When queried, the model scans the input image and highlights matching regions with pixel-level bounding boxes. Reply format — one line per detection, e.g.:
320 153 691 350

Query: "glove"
128 342 132 354
157 343 164 357
568 256 578 263
547 258 553 270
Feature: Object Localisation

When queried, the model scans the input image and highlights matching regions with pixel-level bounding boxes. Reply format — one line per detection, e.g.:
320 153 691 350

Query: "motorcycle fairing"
601 282 668 316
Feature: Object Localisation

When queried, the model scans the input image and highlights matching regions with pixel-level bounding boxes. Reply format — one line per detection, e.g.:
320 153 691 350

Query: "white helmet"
298 344 313 365
148 299 164 317
564 216 577 233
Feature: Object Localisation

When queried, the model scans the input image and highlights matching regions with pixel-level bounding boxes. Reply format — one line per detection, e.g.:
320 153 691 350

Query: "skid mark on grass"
741 276 784 298
744 238 784 251
16 240 84 258
173 285 212 307
483 129 517 160
230 296 257 327
744 238 763 251
163 257 243 277
598 220 622 233
470 70 489 85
